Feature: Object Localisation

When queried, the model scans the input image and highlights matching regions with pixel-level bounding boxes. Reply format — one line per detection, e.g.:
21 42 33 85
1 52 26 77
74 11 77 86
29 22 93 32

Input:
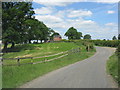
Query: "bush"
72 40 94 51
92 40 119 47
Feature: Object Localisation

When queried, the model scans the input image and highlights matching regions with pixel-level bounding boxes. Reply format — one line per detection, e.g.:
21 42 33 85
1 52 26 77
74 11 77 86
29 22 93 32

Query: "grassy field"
3 42 79 58
2 42 96 88
107 53 119 85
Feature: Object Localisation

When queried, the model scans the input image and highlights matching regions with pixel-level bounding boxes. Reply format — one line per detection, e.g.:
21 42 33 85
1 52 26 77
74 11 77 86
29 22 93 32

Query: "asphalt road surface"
20 47 118 88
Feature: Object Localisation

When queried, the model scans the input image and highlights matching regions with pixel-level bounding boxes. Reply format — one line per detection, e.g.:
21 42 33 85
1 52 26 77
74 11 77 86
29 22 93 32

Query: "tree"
83 34 91 39
25 19 50 43
24 18 43 43
64 27 78 40
112 36 117 40
38 22 49 43
76 32 82 39
2 2 34 49
118 34 120 40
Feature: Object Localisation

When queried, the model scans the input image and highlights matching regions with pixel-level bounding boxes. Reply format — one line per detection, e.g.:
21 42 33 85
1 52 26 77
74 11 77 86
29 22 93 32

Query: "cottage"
53 35 62 41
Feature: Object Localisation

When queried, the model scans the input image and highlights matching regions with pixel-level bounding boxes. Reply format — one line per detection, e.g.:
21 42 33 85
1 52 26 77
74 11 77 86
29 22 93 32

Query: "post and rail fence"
1 47 81 66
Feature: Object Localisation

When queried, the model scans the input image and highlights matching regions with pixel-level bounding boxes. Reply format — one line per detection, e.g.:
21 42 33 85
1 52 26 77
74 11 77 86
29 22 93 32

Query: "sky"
32 0 118 40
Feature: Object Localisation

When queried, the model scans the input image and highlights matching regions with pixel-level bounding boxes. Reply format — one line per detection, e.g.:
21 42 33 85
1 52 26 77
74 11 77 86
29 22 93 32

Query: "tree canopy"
112 36 117 40
83 34 91 39
64 27 82 40
2 2 50 50
2 2 34 49
118 34 120 40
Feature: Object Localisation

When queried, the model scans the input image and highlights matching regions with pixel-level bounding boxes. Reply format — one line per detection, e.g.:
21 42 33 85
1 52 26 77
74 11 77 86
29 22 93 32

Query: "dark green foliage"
70 40 94 51
65 27 78 40
25 19 49 43
2 2 34 49
2 44 36 53
2 2 50 50
112 36 117 40
118 34 120 40
76 32 82 39
64 27 82 40
83 34 91 39
116 44 120 56
92 40 119 47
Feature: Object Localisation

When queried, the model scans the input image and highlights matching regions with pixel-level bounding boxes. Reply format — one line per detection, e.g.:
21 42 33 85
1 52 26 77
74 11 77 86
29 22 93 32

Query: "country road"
20 47 118 88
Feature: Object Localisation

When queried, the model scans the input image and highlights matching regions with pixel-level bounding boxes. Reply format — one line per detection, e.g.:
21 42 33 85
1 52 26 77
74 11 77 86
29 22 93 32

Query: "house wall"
53 37 62 41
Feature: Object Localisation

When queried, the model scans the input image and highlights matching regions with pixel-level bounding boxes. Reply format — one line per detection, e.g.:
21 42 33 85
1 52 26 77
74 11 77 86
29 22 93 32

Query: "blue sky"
32 0 118 40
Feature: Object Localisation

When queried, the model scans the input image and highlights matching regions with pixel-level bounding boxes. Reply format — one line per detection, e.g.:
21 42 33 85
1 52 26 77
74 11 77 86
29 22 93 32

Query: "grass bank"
3 42 96 88
3 42 79 58
107 53 119 86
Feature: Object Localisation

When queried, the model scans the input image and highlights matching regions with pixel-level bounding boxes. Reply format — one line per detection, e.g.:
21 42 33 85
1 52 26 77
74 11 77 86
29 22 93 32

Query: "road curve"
20 47 117 88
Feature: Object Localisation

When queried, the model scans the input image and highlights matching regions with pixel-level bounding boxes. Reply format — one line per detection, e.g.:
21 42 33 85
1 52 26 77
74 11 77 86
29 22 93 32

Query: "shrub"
92 40 119 47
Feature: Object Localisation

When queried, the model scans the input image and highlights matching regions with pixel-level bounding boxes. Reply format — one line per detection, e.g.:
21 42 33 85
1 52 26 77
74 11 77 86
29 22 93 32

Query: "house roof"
53 35 61 38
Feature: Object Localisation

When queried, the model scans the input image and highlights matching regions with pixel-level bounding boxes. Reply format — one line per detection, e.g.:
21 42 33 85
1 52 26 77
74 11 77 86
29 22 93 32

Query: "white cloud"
85 22 118 39
89 0 119 3
105 23 117 26
33 0 119 3
34 7 53 14
35 13 96 31
107 10 115 14
68 10 92 18
33 0 119 6
33 0 73 6
35 15 63 23
54 9 93 18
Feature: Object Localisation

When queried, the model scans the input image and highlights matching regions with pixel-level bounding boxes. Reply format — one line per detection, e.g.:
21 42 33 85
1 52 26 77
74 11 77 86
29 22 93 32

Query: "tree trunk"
29 39 31 43
11 42 15 48
44 40 46 43
40 40 42 43
44 39 47 43
3 41 8 50
24 40 27 44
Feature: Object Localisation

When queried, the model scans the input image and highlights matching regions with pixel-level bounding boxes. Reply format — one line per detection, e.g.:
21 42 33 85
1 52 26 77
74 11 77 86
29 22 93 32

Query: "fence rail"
2 47 81 66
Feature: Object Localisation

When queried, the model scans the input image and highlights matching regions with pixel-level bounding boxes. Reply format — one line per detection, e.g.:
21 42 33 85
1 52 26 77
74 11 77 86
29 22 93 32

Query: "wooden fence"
1 47 81 66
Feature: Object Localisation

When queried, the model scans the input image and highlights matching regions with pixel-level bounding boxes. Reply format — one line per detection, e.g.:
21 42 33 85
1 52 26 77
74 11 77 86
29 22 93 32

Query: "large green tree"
24 18 50 43
118 34 120 40
64 27 78 40
37 22 49 43
112 36 117 40
2 2 34 49
48 28 55 40
76 32 82 39
83 34 91 39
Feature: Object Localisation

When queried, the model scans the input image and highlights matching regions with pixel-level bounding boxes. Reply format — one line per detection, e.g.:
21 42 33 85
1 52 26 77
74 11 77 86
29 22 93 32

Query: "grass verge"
107 53 119 86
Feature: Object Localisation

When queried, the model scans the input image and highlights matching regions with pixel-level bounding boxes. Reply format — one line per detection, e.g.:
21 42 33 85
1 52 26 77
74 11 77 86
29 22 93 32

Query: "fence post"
87 45 90 52
31 57 33 64
1 58 3 65
17 58 20 66
79 47 81 52
44 58 46 63
68 50 70 55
